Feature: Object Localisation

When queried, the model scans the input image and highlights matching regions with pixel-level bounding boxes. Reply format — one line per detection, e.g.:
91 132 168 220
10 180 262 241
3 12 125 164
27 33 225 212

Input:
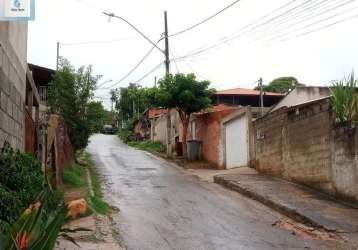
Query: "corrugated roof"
215 87 284 96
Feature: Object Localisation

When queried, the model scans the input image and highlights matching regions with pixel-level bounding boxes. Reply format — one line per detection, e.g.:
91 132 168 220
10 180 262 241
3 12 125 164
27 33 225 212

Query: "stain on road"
87 135 348 250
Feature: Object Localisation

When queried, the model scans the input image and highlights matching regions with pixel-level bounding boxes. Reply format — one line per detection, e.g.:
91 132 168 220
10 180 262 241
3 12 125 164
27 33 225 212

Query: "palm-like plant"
330 72 358 127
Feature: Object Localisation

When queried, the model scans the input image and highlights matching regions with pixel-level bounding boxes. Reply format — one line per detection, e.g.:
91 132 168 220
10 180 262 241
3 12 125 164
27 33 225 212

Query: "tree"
113 84 155 125
87 101 112 133
47 57 100 150
155 73 215 158
256 76 302 94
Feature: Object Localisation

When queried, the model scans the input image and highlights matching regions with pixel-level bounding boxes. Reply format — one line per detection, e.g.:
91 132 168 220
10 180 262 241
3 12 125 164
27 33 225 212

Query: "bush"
330 72 358 127
128 141 166 153
0 185 20 225
118 128 131 143
0 144 44 224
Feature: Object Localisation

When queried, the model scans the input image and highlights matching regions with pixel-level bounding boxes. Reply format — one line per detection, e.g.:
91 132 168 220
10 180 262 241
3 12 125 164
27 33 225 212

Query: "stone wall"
0 22 28 150
253 98 358 203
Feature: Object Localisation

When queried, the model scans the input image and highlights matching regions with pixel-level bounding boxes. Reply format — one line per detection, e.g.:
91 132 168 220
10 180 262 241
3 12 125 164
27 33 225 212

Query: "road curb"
213 175 328 231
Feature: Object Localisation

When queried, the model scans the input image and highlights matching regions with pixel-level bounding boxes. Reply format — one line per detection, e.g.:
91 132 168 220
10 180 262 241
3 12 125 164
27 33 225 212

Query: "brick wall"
0 22 27 150
192 108 240 169
253 99 358 202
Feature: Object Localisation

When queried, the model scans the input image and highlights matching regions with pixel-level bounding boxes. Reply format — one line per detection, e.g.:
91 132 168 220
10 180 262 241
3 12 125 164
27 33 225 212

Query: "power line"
254 0 356 43
136 63 164 83
169 0 309 60
267 12 358 45
60 37 137 46
248 0 333 40
173 0 358 61
169 0 242 37
101 39 163 90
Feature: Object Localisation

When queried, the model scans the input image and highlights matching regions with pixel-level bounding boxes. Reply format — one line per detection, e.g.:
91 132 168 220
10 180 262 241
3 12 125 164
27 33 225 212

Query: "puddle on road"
272 219 341 241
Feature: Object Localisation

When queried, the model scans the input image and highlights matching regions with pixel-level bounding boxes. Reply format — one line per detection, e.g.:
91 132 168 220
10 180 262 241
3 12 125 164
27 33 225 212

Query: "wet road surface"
87 134 347 250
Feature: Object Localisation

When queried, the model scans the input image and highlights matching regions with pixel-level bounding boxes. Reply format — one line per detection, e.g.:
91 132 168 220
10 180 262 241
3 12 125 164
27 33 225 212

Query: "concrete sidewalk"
214 168 358 242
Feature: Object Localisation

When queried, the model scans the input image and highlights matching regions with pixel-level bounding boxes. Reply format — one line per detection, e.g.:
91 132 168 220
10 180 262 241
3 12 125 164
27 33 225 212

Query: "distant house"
189 105 266 169
270 86 331 113
28 63 56 118
213 87 284 108
133 117 151 140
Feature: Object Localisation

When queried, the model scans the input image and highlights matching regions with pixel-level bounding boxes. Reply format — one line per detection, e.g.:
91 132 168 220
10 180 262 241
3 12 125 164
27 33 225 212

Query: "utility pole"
154 76 157 87
164 11 172 157
259 77 264 117
164 11 170 75
56 41 60 70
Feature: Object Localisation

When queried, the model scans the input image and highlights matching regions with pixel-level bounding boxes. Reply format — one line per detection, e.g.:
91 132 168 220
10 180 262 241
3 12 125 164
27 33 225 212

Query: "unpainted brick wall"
193 108 240 169
253 99 358 202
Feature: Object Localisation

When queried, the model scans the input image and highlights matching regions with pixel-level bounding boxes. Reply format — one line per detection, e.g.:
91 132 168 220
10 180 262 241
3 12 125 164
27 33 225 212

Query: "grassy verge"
83 153 110 215
63 163 86 188
63 152 110 216
128 141 166 154
118 129 131 143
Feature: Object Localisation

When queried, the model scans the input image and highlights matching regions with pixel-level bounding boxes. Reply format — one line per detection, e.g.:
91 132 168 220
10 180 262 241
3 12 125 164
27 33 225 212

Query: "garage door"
225 115 248 169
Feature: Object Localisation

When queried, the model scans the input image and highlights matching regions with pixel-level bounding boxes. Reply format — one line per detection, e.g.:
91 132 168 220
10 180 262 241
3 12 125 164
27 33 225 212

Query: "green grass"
128 141 166 153
62 163 86 188
83 153 110 215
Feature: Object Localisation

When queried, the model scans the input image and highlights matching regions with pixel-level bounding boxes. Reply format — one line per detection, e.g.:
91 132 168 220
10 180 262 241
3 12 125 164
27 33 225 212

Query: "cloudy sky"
28 0 358 108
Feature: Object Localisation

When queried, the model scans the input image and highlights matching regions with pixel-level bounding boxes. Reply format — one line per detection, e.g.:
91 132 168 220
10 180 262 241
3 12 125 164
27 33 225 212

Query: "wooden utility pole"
164 11 172 157
259 77 264 117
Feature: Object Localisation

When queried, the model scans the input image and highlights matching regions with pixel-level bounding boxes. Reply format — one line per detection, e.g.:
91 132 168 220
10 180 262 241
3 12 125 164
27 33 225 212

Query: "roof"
28 63 55 87
270 86 331 113
147 108 167 119
193 104 237 116
214 87 284 97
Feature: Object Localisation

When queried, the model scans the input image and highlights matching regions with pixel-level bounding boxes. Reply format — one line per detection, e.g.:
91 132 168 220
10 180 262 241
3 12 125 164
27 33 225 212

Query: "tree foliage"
48 58 100 150
256 76 302 94
87 101 112 133
155 73 215 157
113 84 155 124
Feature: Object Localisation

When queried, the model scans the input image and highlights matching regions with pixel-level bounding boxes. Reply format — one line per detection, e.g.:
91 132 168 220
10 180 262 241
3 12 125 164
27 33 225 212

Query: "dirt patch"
273 219 341 241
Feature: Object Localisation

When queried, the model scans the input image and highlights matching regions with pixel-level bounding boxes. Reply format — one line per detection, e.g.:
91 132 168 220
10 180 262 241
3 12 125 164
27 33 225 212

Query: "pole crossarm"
103 12 165 54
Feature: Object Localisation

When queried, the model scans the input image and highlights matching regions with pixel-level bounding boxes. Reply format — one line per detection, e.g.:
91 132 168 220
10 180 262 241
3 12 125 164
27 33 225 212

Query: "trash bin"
187 140 202 161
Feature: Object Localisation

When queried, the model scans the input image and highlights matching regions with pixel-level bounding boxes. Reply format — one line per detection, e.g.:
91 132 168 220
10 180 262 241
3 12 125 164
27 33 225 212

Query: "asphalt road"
87 134 347 250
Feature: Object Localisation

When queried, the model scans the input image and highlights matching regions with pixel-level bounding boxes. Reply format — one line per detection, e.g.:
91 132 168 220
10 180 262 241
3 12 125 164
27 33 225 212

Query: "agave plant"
2 190 67 250
330 72 358 127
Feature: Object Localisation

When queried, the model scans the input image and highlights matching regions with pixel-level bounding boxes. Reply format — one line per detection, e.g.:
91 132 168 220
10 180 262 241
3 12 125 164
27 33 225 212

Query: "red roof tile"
215 87 283 96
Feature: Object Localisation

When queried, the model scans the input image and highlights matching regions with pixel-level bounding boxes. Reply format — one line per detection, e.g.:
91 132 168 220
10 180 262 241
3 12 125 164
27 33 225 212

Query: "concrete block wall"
253 99 358 203
0 22 27 150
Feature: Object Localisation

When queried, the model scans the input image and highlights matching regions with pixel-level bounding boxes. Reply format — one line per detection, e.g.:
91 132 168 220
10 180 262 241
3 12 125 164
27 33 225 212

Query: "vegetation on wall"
330 72 358 127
